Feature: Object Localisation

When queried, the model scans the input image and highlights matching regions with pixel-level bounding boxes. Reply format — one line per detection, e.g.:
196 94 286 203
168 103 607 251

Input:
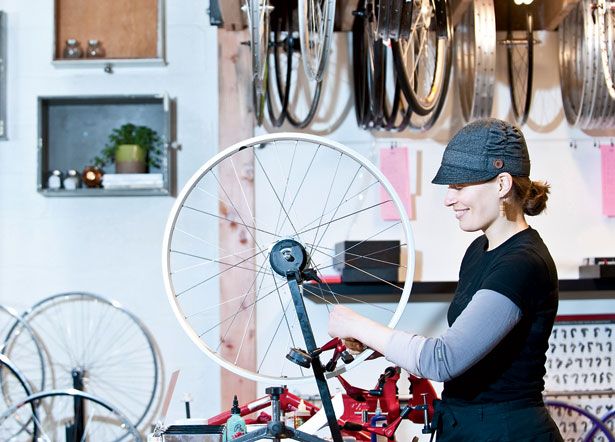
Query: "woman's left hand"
328 305 365 340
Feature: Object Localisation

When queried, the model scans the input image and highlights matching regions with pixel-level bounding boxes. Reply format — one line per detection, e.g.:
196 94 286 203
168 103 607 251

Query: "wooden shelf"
304 279 615 303
53 0 165 65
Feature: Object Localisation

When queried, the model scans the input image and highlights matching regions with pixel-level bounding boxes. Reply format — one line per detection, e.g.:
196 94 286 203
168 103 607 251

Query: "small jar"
63 39 83 58
63 169 82 190
85 39 106 58
47 170 63 190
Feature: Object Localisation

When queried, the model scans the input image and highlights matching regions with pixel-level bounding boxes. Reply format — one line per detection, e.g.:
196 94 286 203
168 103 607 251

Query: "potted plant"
93 123 164 173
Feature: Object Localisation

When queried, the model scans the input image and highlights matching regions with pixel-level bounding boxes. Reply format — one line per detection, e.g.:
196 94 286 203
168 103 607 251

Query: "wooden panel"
55 0 159 59
335 0 360 32
220 0 247 31
538 0 580 31
217 28 257 409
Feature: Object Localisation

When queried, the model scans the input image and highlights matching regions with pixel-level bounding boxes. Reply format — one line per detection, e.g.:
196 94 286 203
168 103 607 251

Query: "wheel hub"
269 239 308 276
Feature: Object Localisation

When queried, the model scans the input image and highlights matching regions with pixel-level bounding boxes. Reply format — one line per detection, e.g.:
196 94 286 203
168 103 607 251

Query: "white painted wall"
0 1 613 437
0 0 220 425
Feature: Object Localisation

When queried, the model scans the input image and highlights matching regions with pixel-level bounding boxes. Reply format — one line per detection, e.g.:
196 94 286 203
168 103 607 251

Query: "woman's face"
444 179 501 233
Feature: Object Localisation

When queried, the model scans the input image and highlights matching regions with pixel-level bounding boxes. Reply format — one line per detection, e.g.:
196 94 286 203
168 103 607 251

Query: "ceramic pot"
115 144 147 173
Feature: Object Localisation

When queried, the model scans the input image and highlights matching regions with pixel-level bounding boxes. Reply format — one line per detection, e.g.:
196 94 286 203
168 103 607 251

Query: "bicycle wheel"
298 0 336 82
545 400 615 442
163 133 415 384
0 389 143 441
245 0 272 125
0 305 46 396
392 0 452 117
4 292 160 434
0 354 35 440
596 0 615 100
454 0 496 121
506 12 534 126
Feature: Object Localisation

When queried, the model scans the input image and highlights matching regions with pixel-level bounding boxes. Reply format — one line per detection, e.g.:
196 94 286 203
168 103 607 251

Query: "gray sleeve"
384 289 522 382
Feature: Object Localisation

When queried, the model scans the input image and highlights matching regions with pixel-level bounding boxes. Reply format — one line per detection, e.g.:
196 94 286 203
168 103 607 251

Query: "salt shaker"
47 170 63 190
63 169 81 190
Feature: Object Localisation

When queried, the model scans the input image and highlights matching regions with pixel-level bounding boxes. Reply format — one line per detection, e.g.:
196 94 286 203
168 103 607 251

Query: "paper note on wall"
379 146 413 220
601 144 615 217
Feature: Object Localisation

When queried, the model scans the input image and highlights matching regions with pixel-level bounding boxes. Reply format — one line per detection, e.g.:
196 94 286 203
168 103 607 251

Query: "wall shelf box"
53 0 165 70
37 94 176 197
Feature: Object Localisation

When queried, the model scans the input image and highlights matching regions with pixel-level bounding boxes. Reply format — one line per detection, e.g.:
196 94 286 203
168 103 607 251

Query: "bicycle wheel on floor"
0 389 143 442
3 292 161 434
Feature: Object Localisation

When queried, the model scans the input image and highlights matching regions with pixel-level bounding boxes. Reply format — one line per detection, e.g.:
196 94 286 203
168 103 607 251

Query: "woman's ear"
497 173 513 197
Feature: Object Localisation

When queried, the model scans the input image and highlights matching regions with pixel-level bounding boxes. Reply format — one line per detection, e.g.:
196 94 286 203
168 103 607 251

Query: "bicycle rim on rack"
596 0 615 100
506 12 534 126
392 0 452 117
454 0 496 122
298 0 336 82
163 133 415 384
246 0 271 125
4 292 160 433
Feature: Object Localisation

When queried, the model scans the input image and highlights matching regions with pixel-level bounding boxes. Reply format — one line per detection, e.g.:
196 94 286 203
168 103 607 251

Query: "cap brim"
431 164 498 185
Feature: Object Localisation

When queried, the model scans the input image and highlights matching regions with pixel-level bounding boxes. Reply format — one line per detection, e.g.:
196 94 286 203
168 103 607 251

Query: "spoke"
273 140 299 235
212 170 268 254
310 164 363 258
296 179 380 233
294 199 392 237
312 246 405 292
195 185 268 232
172 248 271 298
199 282 288 338
277 144 322 235
233 273 264 365
302 285 398 312
308 152 343 258
309 241 408 269
183 205 280 238
254 149 302 239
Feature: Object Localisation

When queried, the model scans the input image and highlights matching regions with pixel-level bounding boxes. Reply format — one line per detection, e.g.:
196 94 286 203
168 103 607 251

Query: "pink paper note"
601 144 615 217
380 147 413 220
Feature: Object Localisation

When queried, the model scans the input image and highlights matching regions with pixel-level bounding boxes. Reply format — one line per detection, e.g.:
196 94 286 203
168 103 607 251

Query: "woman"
328 118 563 441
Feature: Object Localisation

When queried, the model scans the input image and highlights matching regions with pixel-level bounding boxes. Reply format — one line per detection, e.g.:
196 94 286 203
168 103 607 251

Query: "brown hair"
508 176 550 216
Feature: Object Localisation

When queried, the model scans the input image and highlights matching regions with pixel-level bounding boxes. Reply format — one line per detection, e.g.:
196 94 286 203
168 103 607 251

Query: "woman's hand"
328 305 394 356
328 305 364 340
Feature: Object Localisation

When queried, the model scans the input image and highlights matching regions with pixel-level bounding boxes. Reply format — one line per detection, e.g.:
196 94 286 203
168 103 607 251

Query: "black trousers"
432 398 564 442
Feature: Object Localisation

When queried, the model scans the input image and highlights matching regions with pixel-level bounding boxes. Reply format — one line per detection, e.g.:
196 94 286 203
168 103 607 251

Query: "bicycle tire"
298 0 336 82
506 11 534 126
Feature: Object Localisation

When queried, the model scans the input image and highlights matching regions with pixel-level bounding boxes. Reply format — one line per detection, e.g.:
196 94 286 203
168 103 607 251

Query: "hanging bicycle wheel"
596 0 615 100
506 12 534 126
245 0 272 125
0 305 46 396
298 0 336 82
0 354 36 440
3 292 160 434
454 0 496 121
545 400 615 442
392 0 452 117
163 133 415 384
0 389 143 442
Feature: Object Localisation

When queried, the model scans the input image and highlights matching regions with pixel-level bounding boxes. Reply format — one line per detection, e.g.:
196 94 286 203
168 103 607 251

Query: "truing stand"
264 238 344 442
232 387 327 442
